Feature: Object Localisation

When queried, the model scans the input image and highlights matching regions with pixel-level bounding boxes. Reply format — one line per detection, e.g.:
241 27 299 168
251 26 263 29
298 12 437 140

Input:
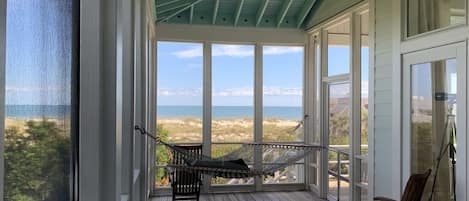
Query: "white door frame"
402 42 467 201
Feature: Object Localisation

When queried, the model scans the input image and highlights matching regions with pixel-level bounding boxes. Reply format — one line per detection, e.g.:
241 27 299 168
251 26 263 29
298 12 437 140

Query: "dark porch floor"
151 191 325 201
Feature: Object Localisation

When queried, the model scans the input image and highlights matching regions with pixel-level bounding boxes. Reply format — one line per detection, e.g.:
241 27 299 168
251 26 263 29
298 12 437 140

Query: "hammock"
135 126 324 178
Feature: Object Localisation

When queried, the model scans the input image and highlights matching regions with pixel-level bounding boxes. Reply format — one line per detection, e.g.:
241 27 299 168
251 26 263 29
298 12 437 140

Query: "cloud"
172 45 303 59
172 47 203 58
263 87 302 96
157 88 202 96
214 87 253 96
263 46 303 55
157 87 303 97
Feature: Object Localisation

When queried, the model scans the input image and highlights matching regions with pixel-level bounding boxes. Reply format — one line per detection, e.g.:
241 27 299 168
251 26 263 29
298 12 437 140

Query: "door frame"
402 42 467 200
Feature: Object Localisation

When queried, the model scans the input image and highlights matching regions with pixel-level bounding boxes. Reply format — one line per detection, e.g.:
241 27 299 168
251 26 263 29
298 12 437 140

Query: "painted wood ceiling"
155 0 317 29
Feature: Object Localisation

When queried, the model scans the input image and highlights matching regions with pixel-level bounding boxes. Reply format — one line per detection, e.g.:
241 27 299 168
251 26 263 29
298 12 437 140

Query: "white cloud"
172 45 303 59
172 47 203 58
263 87 302 96
157 88 202 96
212 45 254 57
214 87 253 96
157 87 303 97
263 46 303 55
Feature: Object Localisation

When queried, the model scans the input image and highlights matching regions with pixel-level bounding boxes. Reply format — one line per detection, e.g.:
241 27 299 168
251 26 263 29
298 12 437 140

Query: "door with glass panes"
402 43 467 201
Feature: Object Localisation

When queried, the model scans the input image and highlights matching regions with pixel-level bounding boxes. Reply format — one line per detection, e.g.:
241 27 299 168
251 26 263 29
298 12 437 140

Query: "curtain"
408 0 451 36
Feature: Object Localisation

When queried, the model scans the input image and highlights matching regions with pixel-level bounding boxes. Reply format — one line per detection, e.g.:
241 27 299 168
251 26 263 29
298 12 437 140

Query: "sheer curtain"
4 0 75 200
408 0 453 36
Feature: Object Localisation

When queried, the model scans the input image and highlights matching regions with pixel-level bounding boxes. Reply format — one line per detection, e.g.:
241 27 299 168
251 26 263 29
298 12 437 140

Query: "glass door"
402 43 467 201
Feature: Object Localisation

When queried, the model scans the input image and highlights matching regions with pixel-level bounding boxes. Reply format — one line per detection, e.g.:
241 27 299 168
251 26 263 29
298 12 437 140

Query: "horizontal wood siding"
373 0 394 198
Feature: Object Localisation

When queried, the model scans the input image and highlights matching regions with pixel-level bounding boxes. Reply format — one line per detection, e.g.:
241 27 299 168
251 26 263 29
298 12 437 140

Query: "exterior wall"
372 0 394 198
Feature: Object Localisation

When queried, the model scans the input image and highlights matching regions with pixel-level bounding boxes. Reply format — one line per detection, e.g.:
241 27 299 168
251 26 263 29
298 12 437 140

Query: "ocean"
6 105 71 119
4 105 302 120
157 105 302 120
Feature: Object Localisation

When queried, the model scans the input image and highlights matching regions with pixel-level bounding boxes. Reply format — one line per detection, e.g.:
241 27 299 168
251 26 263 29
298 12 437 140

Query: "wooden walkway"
151 191 325 201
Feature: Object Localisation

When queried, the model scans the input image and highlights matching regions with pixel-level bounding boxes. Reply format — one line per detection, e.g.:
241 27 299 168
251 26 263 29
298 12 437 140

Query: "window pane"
327 20 350 76
361 12 369 156
211 143 253 185
339 180 350 201
328 176 339 199
154 167 170 188
212 44 254 143
411 59 457 200
329 83 350 152
157 42 203 143
5 1 74 200
314 37 321 144
262 46 303 142
407 0 465 37
263 164 304 184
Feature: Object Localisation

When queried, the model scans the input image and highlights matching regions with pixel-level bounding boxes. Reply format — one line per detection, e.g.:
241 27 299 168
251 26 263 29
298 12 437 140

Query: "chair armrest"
374 196 396 201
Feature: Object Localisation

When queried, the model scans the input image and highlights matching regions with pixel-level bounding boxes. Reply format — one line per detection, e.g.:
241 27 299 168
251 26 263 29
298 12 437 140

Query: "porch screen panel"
155 41 203 187
327 20 350 76
211 44 254 185
262 46 304 184
4 0 76 200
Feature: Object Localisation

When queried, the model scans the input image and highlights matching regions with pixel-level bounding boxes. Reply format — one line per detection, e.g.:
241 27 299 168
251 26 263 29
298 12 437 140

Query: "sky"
157 41 369 107
5 0 72 105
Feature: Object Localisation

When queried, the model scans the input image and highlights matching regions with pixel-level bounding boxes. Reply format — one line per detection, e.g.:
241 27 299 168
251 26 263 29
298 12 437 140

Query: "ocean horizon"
157 105 302 120
4 105 303 120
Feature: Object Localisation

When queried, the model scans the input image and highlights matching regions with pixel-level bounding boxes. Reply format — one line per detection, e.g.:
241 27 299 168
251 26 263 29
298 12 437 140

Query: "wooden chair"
374 169 432 201
169 145 203 201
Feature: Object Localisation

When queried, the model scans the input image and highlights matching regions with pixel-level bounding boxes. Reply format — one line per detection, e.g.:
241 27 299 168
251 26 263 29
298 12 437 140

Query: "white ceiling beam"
234 0 244 27
276 0 293 28
157 0 181 8
212 0 220 25
159 0 203 22
189 5 194 24
296 0 316 28
256 0 270 27
157 0 197 14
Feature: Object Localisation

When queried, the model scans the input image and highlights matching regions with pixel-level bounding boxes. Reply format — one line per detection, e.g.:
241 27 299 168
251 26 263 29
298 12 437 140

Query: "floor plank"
151 191 325 201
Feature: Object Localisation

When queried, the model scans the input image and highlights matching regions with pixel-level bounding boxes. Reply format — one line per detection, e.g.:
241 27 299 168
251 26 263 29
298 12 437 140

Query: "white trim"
156 23 307 45
307 2 369 34
351 11 361 201
79 0 103 199
367 0 375 200
391 0 402 199
254 44 263 191
0 0 6 198
202 42 212 192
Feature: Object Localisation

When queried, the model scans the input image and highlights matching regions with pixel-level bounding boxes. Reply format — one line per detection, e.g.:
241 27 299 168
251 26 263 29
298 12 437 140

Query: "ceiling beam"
234 0 244 26
156 0 197 14
276 0 293 28
189 5 194 24
157 0 182 8
296 0 317 28
256 0 270 27
159 0 203 22
212 0 220 25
